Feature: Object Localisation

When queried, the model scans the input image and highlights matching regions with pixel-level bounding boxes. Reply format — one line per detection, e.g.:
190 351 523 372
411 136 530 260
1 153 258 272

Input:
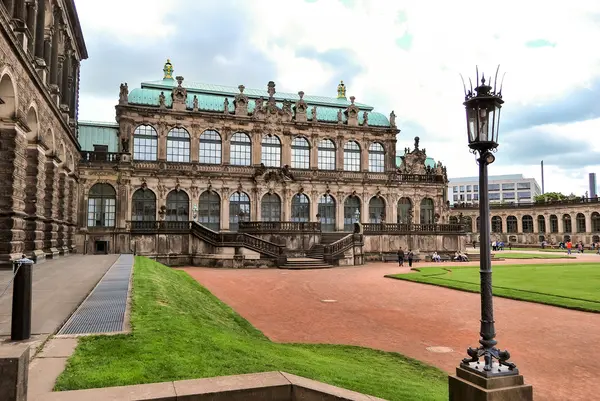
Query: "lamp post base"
449 366 533 401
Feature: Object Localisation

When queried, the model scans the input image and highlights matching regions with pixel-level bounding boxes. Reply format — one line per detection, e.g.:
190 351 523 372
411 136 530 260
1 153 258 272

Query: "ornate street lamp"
460 67 516 375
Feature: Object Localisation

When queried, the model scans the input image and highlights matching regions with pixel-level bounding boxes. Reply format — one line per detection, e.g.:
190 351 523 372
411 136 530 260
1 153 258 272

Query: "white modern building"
448 174 542 205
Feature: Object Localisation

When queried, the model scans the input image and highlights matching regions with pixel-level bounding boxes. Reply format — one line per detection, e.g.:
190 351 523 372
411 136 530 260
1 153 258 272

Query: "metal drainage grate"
58 254 133 335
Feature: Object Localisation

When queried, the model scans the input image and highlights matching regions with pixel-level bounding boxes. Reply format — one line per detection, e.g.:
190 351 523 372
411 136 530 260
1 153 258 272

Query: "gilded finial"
163 59 174 80
337 80 346 99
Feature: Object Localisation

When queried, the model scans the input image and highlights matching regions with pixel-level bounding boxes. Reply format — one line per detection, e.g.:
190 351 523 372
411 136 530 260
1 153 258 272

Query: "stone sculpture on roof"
171 76 187 111
337 80 346 99
234 85 248 116
119 83 128 105
223 98 229 114
345 96 359 126
294 91 307 122
389 110 396 128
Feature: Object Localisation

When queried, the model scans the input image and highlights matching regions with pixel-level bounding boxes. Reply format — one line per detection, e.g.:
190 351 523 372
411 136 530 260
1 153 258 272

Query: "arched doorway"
419 198 434 224
87 184 116 228
132 189 156 221
261 193 281 222
229 192 250 231
291 193 310 222
397 197 412 224
166 190 189 221
198 191 220 230
344 196 361 231
318 194 336 232
0 73 17 119
368 197 385 223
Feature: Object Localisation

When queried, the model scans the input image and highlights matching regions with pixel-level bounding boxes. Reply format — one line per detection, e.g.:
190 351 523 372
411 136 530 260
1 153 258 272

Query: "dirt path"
182 261 600 401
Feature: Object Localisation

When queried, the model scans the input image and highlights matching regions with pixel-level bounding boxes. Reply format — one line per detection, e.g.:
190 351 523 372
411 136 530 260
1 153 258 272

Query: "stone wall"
363 233 463 256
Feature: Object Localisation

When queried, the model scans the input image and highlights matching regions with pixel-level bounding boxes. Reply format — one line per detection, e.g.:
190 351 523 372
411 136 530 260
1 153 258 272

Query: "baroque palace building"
0 0 87 266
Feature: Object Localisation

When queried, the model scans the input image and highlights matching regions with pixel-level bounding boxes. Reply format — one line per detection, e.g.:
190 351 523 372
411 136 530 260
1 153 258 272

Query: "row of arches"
88 184 437 231
452 213 600 233
132 125 387 172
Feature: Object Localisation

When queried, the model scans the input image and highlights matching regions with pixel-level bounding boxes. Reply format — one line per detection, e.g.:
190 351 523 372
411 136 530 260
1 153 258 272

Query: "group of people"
396 249 470 265
491 241 511 251
396 248 414 267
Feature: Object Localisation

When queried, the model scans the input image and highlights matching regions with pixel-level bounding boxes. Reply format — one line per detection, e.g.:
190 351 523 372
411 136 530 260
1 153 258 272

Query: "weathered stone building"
0 0 87 266
76 60 464 266
450 199 600 246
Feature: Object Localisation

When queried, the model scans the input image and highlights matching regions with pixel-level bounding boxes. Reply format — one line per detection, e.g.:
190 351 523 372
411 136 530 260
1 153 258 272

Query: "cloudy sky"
75 0 600 196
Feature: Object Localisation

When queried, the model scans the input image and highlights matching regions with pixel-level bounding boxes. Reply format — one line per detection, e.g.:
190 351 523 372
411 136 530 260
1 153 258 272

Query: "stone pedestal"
449 365 533 401
31 249 46 264
0 344 29 401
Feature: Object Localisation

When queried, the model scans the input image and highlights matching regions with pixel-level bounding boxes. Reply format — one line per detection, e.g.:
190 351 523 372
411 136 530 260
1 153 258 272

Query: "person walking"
407 249 414 268
566 240 572 255
397 247 405 267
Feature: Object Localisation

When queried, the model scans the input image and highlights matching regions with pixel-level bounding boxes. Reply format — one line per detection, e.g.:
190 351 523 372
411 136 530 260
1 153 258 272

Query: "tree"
534 192 566 202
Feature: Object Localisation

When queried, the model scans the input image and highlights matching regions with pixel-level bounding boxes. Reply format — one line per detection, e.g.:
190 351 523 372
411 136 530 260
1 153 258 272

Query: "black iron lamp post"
460 67 518 377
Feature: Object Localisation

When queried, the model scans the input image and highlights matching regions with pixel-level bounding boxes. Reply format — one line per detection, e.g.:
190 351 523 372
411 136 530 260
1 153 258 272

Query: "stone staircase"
321 232 350 244
279 257 333 270
306 244 324 258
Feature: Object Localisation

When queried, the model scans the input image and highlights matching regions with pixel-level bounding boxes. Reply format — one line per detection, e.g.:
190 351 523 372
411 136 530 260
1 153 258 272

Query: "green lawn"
512 247 583 253
388 263 600 312
495 252 575 259
55 257 447 401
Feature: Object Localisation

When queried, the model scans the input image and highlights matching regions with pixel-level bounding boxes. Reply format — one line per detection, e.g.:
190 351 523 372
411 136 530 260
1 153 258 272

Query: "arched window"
344 196 361 231
87 184 116 227
343 141 361 171
317 139 336 170
369 197 385 223
318 194 336 232
592 212 600 232
198 191 220 230
261 193 281 222
476 216 481 232
291 137 310 169
166 127 190 162
449 216 458 224
133 125 158 161
368 143 385 172
291 193 310 222
576 213 586 233
261 135 281 167
132 189 156 221
397 197 412 224
522 215 533 233
563 214 572 233
491 216 502 233
419 198 434 224
507 216 518 233
166 191 189 221
199 130 222 164
230 132 251 166
550 215 558 233
464 216 473 232
229 192 250 231
537 215 546 233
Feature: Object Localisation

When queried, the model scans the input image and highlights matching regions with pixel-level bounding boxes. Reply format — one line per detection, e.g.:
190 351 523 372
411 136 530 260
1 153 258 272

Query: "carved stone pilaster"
43 160 60 251
24 146 47 256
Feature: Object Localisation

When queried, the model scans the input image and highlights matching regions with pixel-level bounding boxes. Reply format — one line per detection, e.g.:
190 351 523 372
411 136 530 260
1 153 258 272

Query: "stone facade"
450 199 600 245
0 0 87 265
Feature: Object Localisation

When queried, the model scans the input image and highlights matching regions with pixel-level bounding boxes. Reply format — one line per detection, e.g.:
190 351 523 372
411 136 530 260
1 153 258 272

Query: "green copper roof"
126 77 391 128
78 121 119 152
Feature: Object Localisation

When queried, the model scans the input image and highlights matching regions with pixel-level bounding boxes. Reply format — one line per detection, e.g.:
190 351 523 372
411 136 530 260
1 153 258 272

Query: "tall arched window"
166 191 189 221
132 189 156 221
230 132 251 166
318 194 336 232
507 216 518 233
261 193 281 222
522 215 533 233
592 212 600 232
449 216 458 224
261 135 281 167
563 214 572 233
166 127 190 162
537 215 546 233
199 130 222 164
229 192 250 231
464 216 473 232
87 183 116 227
476 216 480 232
550 215 558 233
368 143 385 172
368 197 385 223
576 213 586 233
343 141 361 171
397 197 412 224
317 139 336 170
491 216 502 233
419 198 434 224
291 193 310 222
291 137 310 169
198 191 220 230
133 125 158 161
344 196 361 231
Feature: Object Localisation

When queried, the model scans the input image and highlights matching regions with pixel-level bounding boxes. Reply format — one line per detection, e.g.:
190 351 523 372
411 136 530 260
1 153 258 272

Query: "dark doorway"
95 240 108 254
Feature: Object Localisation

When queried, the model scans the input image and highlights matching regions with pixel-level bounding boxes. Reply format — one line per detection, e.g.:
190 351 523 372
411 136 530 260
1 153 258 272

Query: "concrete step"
280 257 333 270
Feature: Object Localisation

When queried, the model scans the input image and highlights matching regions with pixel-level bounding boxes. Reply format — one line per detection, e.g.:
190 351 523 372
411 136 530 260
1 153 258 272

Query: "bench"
382 253 422 263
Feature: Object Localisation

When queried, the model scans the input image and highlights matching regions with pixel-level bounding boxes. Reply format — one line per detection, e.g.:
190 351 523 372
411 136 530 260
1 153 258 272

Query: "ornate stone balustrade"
238 221 322 233
362 223 465 234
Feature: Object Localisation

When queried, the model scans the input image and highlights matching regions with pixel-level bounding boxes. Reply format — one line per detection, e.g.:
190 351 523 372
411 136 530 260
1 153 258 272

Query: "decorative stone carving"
294 91 307 123
389 110 396 128
398 136 427 175
345 96 359 126
337 109 343 124
363 111 369 126
234 85 249 116
119 83 128 105
252 163 294 183
223 98 229 114
311 106 318 123
171 76 187 111
121 137 129 153
192 95 198 111
158 92 166 109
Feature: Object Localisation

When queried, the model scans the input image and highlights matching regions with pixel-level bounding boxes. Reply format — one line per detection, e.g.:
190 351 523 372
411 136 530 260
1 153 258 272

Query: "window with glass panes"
230 132 251 166
344 141 361 171
368 143 385 172
229 192 250 231
550 215 558 232
291 194 310 222
87 184 116 227
132 189 156 221
261 193 281 222
537 215 546 233
317 139 336 170
166 127 190 162
198 191 220 230
133 125 158 161
507 216 517 233
522 215 533 233
166 191 189 221
199 130 222 164
368 197 385 223
291 137 310 169
261 135 281 167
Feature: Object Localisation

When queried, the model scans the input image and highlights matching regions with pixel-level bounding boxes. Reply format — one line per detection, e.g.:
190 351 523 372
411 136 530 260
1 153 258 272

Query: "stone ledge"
31 371 385 401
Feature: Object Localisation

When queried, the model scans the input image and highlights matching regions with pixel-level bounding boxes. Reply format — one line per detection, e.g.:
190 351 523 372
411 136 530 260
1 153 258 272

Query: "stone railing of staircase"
323 233 363 263
190 222 286 263
238 221 322 233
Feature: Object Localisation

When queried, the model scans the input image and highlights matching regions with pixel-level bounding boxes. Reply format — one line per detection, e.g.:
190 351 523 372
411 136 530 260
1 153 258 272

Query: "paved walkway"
0 254 118 337
183 261 600 401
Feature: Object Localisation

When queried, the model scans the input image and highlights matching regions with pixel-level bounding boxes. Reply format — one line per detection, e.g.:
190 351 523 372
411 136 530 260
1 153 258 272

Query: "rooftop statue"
163 59 174 80
337 80 346 99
